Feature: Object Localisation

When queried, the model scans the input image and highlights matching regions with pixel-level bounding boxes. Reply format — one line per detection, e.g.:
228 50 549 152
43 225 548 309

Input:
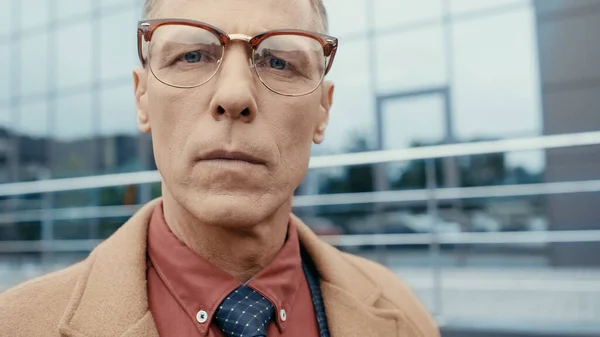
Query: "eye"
269 57 288 70
179 51 203 63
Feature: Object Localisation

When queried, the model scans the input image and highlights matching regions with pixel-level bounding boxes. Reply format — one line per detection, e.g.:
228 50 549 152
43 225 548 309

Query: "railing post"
426 158 443 318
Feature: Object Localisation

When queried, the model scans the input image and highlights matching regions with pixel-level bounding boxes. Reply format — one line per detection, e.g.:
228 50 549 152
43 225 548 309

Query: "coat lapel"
57 199 405 337
58 200 160 337
294 214 405 337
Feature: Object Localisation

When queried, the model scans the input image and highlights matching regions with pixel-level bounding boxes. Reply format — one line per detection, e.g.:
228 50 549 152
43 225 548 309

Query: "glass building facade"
1 0 600 333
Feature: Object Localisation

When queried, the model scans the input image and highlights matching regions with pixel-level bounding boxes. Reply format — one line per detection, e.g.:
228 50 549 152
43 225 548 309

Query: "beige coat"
0 200 440 337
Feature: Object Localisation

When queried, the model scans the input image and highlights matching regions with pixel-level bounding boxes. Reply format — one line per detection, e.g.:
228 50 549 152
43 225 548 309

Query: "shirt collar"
147 201 303 335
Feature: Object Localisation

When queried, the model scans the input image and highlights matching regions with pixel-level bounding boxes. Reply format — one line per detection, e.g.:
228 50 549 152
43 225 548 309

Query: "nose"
209 45 258 122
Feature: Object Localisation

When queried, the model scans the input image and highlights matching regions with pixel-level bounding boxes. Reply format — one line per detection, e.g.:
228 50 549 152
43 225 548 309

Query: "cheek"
268 99 318 176
147 83 207 168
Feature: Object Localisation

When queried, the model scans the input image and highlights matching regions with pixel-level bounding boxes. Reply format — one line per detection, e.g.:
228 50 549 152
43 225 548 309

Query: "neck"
161 191 292 283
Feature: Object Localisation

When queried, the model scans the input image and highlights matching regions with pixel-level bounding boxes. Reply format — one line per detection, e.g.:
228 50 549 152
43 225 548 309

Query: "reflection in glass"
375 24 446 94
20 0 50 31
20 33 49 97
56 0 92 20
324 39 375 152
0 106 9 183
99 85 140 173
17 101 49 182
52 92 95 178
0 0 11 37
100 9 138 81
56 23 93 90
0 43 9 102
374 0 443 30
449 0 528 15
451 9 541 140
325 0 368 37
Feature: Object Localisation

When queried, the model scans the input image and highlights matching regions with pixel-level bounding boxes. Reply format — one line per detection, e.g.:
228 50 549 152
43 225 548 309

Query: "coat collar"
58 199 403 337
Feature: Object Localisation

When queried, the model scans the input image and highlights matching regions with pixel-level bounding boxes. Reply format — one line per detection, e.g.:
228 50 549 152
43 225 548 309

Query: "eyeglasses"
137 19 339 97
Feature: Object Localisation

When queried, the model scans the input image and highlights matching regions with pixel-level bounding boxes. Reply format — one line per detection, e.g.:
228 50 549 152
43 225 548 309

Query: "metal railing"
1 130 600 251
2 130 600 328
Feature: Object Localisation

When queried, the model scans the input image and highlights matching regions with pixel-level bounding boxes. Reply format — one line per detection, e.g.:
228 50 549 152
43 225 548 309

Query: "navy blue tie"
214 285 275 337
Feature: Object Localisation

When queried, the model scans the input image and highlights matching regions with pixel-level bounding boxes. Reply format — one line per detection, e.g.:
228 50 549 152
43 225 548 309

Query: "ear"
313 80 334 144
133 67 151 133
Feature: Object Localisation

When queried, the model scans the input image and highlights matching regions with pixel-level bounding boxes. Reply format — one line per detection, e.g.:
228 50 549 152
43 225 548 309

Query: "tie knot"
214 285 275 337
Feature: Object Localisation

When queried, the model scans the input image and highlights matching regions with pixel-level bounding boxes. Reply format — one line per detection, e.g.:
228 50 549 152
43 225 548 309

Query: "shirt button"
196 310 208 323
279 309 287 322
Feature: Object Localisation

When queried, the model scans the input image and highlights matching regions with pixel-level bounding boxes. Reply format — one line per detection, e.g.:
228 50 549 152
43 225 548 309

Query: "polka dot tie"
214 285 275 337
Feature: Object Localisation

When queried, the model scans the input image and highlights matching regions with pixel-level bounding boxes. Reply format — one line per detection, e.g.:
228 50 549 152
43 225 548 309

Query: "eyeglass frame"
137 18 339 97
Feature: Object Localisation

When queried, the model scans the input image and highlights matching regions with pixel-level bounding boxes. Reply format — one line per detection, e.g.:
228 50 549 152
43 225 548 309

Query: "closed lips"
199 150 265 165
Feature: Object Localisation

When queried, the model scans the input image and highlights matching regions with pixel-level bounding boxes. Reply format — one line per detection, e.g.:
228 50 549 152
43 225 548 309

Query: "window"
373 0 443 31
0 43 10 102
451 9 541 140
56 0 92 20
100 0 136 10
100 9 139 81
0 0 11 38
449 0 529 16
17 101 49 182
326 0 368 38
56 23 93 90
0 105 8 128
52 92 96 178
54 92 94 142
323 38 376 153
20 0 50 31
20 33 49 97
99 85 138 136
375 24 447 94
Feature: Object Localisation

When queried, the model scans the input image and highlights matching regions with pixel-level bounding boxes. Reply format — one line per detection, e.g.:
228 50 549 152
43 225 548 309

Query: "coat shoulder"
0 261 86 336
341 252 441 337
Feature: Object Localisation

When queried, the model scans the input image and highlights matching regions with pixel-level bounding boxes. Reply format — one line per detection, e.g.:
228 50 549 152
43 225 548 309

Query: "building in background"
2 0 600 334
535 0 600 266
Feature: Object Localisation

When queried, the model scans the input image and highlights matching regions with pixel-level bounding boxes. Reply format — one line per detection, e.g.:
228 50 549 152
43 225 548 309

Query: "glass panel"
0 106 9 183
450 0 528 16
20 33 49 97
52 92 95 178
56 0 93 20
322 38 375 154
100 9 138 81
374 0 443 30
535 0 598 14
382 95 447 190
375 24 446 94
0 0 11 37
16 101 50 182
100 0 134 9
20 0 50 31
56 23 93 90
382 95 446 150
326 0 368 37
99 85 140 173
0 43 10 102
451 9 541 140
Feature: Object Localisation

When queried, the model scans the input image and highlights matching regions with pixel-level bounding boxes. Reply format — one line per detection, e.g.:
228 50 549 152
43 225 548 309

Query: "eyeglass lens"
146 24 327 95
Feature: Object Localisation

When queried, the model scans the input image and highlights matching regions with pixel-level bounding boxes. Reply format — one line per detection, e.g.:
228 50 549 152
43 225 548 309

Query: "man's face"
134 0 334 227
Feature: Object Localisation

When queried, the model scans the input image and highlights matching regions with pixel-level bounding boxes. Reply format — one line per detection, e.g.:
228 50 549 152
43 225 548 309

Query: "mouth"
198 150 266 166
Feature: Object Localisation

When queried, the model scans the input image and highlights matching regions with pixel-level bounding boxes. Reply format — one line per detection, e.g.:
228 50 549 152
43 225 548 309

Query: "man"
0 0 439 336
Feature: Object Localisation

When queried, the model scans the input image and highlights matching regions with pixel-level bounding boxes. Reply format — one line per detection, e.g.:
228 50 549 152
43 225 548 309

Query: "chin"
187 193 282 229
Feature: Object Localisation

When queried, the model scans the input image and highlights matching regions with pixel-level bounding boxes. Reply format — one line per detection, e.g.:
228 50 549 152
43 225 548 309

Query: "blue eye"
269 58 287 70
182 51 202 63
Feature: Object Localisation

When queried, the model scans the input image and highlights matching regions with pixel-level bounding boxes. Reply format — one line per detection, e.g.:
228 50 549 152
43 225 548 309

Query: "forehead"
154 0 316 35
